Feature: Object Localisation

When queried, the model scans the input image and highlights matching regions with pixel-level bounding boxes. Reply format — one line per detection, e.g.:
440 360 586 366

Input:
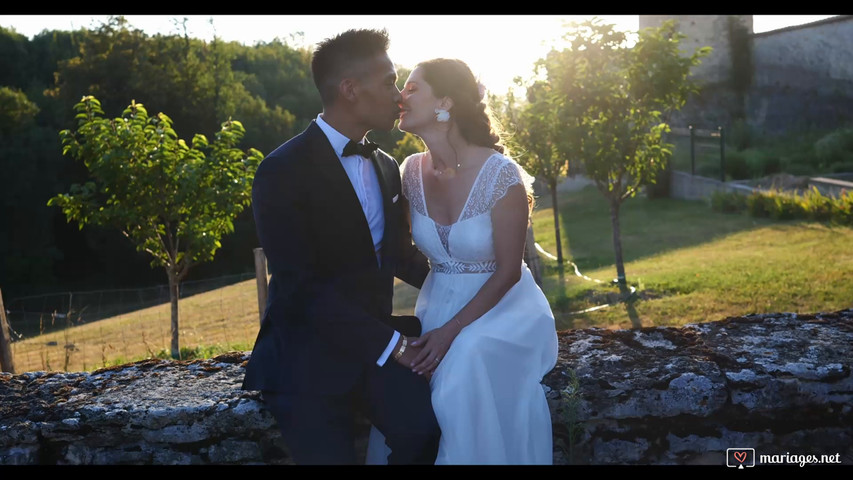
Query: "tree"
0 86 39 131
0 87 64 293
501 84 572 266
727 16 753 121
48 96 263 358
392 131 425 162
529 18 709 289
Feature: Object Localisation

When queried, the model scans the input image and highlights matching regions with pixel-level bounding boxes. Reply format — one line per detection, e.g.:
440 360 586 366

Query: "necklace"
430 152 462 177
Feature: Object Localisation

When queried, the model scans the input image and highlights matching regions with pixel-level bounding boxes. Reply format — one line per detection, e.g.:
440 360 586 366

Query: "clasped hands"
393 319 463 380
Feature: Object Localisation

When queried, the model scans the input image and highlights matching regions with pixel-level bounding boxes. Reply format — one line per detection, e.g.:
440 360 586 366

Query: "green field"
530 185 853 330
9 185 852 373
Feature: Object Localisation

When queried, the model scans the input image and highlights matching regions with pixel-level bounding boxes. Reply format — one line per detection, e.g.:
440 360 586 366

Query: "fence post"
254 248 268 324
719 126 726 182
689 125 696 176
0 288 16 374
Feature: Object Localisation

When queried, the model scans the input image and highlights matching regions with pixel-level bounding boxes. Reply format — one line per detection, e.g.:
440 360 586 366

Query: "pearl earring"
435 108 450 122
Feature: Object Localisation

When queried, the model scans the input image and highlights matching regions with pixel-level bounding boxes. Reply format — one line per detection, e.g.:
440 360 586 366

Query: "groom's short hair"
311 29 391 106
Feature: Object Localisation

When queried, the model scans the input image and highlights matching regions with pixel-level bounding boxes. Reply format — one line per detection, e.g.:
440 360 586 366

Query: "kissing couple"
242 28 558 465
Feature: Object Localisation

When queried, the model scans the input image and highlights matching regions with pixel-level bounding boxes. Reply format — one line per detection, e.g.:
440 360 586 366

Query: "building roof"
752 15 853 38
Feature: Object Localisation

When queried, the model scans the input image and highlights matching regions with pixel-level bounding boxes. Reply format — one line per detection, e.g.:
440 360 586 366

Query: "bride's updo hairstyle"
420 58 536 213
417 58 507 155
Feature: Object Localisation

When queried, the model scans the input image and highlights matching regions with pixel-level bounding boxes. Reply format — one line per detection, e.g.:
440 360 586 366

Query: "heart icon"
734 451 747 463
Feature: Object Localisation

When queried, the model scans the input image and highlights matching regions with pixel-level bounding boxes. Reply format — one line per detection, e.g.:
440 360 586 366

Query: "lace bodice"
401 152 534 274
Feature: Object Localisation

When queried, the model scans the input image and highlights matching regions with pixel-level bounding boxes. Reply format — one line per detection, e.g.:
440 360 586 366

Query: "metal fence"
668 125 726 181
3 272 256 343
3 271 262 374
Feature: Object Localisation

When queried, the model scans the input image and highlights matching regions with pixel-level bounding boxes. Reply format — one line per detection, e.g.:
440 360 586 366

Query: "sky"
0 15 841 96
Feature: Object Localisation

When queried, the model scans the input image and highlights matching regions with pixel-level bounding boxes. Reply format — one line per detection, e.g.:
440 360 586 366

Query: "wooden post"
524 223 544 288
0 288 16 374
719 126 726 182
254 248 269 324
689 125 696 176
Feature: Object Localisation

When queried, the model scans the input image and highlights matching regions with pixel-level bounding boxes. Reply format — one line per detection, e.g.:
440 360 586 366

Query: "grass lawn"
530 185 853 330
9 185 852 373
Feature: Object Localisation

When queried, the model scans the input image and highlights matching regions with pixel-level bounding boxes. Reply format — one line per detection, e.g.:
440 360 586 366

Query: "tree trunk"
168 270 181 360
524 222 544 288
609 199 628 291
550 179 564 265
0 288 16 373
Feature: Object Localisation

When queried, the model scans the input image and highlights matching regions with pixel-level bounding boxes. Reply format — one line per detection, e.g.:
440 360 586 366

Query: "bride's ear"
438 97 454 113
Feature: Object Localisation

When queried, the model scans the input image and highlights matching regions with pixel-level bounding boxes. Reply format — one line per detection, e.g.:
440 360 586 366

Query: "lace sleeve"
400 154 416 202
401 153 426 216
489 157 535 209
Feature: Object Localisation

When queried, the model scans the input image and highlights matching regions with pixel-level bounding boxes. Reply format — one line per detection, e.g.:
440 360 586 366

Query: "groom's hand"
393 336 427 374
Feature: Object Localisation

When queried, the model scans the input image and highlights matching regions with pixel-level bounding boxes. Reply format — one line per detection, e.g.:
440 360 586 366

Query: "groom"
242 29 440 464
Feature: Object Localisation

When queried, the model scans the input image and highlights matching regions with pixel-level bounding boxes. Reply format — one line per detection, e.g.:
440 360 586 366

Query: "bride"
367 58 559 465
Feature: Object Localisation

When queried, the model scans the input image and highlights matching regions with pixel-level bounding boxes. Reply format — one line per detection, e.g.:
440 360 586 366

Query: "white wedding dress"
366 152 559 465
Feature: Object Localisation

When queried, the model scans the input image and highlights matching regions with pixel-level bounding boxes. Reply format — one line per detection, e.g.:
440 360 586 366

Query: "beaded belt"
431 260 498 274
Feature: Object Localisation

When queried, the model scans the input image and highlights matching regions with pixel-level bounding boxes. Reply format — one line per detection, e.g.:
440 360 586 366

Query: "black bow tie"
343 140 380 158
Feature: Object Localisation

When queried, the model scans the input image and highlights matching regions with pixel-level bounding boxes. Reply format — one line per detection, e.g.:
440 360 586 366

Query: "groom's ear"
339 78 358 103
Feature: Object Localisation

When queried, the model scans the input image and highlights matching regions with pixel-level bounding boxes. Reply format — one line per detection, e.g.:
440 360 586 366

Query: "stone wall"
641 15 853 134
751 17 853 95
748 17 853 134
668 170 756 202
639 15 753 87
2 310 852 465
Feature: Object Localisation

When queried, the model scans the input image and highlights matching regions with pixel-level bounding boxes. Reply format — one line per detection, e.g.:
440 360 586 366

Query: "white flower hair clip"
477 82 487 101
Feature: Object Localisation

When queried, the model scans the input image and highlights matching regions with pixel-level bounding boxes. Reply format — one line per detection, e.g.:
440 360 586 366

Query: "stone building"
639 15 853 135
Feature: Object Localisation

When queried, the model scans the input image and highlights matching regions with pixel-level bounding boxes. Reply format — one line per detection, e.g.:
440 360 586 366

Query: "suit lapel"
370 152 400 274
370 152 392 209
306 122 377 264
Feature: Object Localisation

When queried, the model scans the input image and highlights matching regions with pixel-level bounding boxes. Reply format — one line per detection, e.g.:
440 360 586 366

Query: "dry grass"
10 279 265 373
10 275 421 374
14 186 851 374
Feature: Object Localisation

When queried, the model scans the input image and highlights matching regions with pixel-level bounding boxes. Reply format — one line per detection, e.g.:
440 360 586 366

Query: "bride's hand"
409 323 459 376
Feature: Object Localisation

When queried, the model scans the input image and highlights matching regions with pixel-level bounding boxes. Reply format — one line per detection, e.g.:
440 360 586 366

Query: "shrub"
741 148 780 178
724 150 750 180
713 186 852 225
801 186 834 221
784 162 816 177
710 190 747 213
766 191 802 220
746 191 772 217
833 190 853 226
782 150 820 173
829 160 853 174
727 118 754 151
814 127 853 169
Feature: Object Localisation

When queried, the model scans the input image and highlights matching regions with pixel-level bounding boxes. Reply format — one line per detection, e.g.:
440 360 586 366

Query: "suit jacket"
242 121 429 395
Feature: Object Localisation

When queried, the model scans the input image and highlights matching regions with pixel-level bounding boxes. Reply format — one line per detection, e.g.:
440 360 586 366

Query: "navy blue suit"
242 121 439 464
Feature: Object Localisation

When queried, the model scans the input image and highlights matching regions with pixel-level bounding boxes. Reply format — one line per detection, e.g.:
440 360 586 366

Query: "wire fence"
3 244 631 374
668 126 726 180
4 272 262 373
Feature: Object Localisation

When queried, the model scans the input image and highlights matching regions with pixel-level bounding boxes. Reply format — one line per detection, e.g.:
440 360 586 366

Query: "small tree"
532 19 709 290
49 96 263 358
502 84 573 266
392 131 426 163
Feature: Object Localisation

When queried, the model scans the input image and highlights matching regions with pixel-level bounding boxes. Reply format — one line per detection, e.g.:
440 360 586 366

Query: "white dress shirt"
315 114 400 367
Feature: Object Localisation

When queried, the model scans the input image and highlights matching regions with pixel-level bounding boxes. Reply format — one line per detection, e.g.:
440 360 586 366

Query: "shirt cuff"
377 330 401 367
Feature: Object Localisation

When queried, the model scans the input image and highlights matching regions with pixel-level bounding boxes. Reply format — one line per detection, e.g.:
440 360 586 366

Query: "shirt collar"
316 114 365 159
